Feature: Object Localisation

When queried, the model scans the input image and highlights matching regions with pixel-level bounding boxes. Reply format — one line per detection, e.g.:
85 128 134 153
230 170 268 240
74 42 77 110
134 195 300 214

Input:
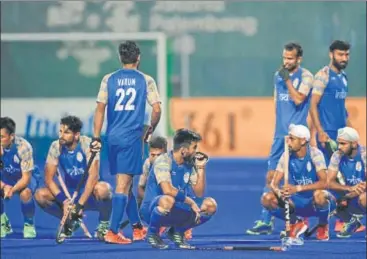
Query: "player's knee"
158 195 175 211
94 181 112 201
34 188 50 206
261 192 277 209
313 190 328 207
19 188 33 203
115 174 133 194
201 197 217 215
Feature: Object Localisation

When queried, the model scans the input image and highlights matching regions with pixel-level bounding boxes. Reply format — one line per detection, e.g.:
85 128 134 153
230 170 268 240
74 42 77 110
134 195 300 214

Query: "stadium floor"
1 158 366 259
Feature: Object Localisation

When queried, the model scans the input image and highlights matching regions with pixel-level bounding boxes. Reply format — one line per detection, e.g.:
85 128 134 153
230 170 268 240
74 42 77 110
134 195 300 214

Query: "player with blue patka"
327 127 366 238
141 129 217 249
93 41 162 244
34 116 112 241
262 124 335 241
247 43 314 235
0 117 39 239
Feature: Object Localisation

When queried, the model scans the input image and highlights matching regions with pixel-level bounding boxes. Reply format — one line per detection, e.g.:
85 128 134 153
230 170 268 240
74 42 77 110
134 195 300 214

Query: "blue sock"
40 203 63 219
0 199 4 215
126 192 141 226
98 198 112 222
148 207 165 234
269 207 297 224
21 198 35 225
316 200 334 225
109 193 128 233
260 207 273 224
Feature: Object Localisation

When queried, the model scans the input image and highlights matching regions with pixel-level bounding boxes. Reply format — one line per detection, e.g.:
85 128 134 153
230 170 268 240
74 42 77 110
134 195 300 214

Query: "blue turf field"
1 158 366 259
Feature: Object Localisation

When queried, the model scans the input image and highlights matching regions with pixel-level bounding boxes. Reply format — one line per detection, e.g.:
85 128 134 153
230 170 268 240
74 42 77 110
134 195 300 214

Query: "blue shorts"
316 130 338 165
332 191 366 215
291 193 336 217
267 138 284 171
140 195 203 227
108 138 144 176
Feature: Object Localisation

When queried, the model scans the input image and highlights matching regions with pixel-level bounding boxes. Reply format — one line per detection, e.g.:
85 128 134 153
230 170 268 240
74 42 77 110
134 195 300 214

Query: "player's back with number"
104 69 148 144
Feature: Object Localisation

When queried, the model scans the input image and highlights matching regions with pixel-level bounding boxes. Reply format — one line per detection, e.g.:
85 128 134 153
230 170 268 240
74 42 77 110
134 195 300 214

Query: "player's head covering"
337 127 359 142
288 124 310 141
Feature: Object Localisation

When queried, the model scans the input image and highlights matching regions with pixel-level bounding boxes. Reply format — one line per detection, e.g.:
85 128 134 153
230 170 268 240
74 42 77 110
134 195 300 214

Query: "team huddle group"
0 40 365 249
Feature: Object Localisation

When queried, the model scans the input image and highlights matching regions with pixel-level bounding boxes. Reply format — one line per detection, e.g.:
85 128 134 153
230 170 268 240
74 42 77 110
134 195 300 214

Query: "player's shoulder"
79 135 92 146
300 67 313 78
143 157 151 168
360 146 366 156
310 146 325 159
14 136 33 152
154 153 170 165
102 71 116 82
315 66 330 79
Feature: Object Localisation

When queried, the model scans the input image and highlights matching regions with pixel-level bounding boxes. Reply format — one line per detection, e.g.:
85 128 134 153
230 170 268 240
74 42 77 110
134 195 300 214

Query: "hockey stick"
184 245 284 252
56 168 92 238
56 151 97 244
283 136 292 243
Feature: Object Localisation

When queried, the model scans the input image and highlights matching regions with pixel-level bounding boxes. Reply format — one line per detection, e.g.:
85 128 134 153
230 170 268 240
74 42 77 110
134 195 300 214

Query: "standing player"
0 117 38 239
309 40 365 232
246 42 314 235
310 40 352 164
34 116 112 241
327 127 366 238
263 124 334 241
93 41 162 244
141 129 217 249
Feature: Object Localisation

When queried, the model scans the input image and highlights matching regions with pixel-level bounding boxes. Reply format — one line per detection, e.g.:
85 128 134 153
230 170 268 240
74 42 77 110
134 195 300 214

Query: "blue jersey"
142 152 198 205
46 136 100 189
1 136 34 186
312 66 348 132
274 67 313 138
276 146 327 198
328 146 366 186
96 69 161 146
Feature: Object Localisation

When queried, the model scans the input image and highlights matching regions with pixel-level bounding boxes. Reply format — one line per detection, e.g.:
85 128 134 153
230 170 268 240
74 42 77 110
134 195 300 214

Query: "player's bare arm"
93 74 110 139
137 158 150 203
146 75 162 131
310 68 329 142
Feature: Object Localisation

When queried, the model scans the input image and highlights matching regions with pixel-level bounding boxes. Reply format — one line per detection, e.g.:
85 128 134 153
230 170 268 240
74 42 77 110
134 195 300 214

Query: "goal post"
1 32 169 138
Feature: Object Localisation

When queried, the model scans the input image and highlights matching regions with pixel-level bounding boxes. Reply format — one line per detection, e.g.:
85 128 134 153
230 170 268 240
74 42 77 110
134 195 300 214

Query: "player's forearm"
78 163 99 205
93 107 105 138
298 181 326 192
45 177 62 197
150 106 161 131
1 181 5 190
192 169 206 197
137 186 145 203
310 105 324 133
285 80 304 105
12 174 31 193
327 181 351 192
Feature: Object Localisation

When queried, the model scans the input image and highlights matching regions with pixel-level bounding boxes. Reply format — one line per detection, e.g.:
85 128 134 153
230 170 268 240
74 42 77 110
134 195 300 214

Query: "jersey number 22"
114 88 136 111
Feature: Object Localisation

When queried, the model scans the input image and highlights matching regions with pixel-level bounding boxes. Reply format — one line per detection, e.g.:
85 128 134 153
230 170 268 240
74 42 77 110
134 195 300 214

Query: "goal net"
1 32 169 138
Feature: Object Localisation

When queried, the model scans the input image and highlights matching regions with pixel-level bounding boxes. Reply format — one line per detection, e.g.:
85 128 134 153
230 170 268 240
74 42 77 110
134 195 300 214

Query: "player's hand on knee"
3 185 13 199
90 137 102 153
194 152 209 169
351 183 365 195
189 202 201 223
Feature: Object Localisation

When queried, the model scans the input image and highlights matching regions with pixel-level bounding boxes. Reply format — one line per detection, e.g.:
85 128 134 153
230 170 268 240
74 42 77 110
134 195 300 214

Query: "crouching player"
263 124 335 241
327 127 366 238
141 129 217 249
35 116 112 240
0 117 39 238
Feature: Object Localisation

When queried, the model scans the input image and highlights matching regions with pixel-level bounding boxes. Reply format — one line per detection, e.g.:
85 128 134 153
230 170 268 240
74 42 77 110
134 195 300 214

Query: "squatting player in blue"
34 116 112 241
93 41 162 244
262 124 335 241
246 43 314 235
141 129 217 249
0 117 39 239
327 127 366 238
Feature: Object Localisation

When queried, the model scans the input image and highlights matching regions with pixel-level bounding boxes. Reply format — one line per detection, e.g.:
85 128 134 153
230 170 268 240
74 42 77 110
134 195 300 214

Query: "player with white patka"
327 127 366 238
262 124 335 241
